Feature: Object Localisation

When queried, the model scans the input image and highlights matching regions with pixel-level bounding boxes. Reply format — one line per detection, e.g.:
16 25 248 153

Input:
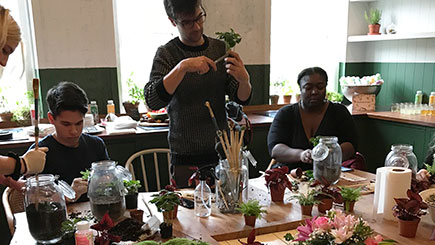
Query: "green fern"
340 186 362 202
424 162 435 175
236 199 267 218
364 8 382 25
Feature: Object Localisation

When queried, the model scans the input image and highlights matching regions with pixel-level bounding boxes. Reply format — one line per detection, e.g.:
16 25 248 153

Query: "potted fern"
236 199 267 227
149 189 181 238
365 8 382 35
289 183 320 216
339 186 362 212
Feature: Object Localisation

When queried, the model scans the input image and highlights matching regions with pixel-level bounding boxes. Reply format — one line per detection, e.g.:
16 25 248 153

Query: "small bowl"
419 188 435 223
341 84 382 102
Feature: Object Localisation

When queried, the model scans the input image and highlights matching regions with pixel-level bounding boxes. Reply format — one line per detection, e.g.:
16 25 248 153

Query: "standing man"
145 0 252 187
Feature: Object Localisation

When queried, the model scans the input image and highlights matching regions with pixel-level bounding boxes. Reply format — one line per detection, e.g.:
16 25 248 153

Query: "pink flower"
364 235 383 245
331 226 353 244
313 216 331 231
295 218 315 241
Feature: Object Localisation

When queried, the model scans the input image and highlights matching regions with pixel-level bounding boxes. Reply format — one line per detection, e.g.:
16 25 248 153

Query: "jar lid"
76 220 90 230
107 100 114 104
312 144 329 161
90 101 97 104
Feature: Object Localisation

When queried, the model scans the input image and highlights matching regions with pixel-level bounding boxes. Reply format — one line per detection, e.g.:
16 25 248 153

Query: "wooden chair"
2 187 25 235
124 148 171 192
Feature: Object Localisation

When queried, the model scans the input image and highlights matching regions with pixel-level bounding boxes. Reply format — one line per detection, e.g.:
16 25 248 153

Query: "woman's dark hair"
297 67 328 86
164 0 202 20
46 81 89 118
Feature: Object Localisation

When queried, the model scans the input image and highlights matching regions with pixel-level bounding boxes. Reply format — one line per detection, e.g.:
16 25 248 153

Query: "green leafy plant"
80 169 91 181
326 91 343 102
126 72 144 104
282 80 293 96
215 28 242 50
236 199 267 218
309 136 321 147
340 186 362 202
424 162 435 175
364 8 382 25
11 102 31 126
123 179 141 195
289 184 321 206
284 233 294 241
149 190 181 213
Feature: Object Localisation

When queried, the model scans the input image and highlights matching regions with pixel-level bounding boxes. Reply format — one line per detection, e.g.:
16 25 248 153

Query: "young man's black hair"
46 81 88 118
164 0 201 20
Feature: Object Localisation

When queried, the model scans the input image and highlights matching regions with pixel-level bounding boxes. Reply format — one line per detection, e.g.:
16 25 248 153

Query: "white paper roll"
372 166 412 221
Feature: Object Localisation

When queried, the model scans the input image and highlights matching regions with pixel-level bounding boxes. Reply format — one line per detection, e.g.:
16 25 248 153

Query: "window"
113 0 177 112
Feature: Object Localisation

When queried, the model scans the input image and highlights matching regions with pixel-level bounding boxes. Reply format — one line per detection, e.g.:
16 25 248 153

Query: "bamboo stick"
32 78 40 211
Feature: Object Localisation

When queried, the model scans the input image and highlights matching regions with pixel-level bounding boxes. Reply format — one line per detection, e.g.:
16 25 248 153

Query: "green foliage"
284 233 294 241
126 72 144 104
11 102 30 126
215 28 242 50
309 136 321 147
326 91 343 102
282 80 294 96
123 179 141 195
340 186 362 202
149 190 181 213
80 169 91 181
236 199 267 218
61 213 94 239
424 162 435 175
290 189 321 206
364 8 382 25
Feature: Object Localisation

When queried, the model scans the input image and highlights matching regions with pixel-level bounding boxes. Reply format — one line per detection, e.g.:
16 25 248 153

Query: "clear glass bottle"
312 136 342 184
75 220 94 245
107 100 115 114
384 144 418 174
415 90 423 104
87 160 131 221
429 92 435 107
90 101 99 125
194 176 211 217
25 174 75 244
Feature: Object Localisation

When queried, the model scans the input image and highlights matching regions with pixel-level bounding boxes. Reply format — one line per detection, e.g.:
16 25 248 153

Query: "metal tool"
214 52 229 64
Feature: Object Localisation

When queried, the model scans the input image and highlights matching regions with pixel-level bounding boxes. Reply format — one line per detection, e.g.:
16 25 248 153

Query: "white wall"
31 0 117 69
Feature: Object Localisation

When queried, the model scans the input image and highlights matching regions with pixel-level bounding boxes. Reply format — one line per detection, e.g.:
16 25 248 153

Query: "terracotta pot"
0 112 13 122
163 205 178 221
270 95 279 105
290 168 302 178
398 218 420 238
125 193 138 209
283 95 292 104
301 204 313 216
270 185 285 202
160 222 173 239
122 101 140 120
129 209 144 222
344 200 355 212
368 24 381 35
244 215 256 227
318 198 333 213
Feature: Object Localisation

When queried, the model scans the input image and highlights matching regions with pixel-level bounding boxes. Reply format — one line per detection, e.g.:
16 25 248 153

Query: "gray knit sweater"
145 35 249 166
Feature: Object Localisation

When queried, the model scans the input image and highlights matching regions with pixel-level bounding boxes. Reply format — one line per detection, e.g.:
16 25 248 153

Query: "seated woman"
267 67 358 171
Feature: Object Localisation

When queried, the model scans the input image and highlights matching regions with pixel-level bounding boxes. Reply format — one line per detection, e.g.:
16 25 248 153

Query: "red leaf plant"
238 229 264 245
264 166 292 192
90 212 121 245
164 178 177 191
311 177 343 203
392 189 428 221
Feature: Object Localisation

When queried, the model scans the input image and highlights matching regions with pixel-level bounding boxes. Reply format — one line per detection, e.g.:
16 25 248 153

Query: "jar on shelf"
24 174 76 244
87 160 132 221
384 144 418 174
312 136 342 184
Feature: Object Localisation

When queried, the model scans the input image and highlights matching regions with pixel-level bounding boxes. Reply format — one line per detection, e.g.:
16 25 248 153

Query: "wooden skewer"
32 78 40 210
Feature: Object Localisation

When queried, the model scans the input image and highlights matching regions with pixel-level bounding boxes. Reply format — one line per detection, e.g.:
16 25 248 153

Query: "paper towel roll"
372 166 412 221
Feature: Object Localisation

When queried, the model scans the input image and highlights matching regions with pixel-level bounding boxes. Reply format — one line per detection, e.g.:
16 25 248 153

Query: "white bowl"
420 188 435 223
341 84 382 102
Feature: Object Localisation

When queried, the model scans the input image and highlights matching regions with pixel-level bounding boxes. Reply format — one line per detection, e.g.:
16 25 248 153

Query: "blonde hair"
0 5 21 50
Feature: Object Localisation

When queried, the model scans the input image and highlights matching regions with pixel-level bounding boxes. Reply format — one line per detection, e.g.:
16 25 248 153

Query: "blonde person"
0 5 48 190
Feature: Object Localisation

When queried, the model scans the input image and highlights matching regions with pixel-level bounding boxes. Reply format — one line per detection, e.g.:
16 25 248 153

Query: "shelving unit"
348 32 435 42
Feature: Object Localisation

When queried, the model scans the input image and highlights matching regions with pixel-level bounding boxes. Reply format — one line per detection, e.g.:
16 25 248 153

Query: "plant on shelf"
393 189 428 238
124 179 141 209
11 101 31 126
236 199 267 227
123 72 144 120
289 183 320 216
264 166 292 202
339 186 362 212
149 188 181 238
270 80 285 104
282 80 293 104
364 8 382 35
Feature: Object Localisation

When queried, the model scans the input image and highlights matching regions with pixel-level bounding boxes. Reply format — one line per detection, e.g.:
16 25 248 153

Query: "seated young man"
29 81 109 202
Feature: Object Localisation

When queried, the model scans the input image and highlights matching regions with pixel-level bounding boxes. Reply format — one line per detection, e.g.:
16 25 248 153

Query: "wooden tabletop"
10 170 435 244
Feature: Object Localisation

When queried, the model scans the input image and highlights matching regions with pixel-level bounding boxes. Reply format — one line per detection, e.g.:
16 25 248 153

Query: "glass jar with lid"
312 136 342 184
384 144 418 173
25 174 76 244
87 160 132 221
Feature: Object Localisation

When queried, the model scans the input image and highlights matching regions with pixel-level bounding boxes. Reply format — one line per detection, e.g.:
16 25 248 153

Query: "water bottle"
415 91 423 104
90 101 99 125
194 175 211 217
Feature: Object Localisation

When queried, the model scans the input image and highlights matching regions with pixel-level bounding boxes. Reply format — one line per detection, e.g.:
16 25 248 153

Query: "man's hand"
224 50 250 85
22 147 49 175
69 177 88 202
180 56 217 75
300 149 313 164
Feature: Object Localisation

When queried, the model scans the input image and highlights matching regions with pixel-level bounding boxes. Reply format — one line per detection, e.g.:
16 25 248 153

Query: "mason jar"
312 136 342 184
25 174 75 244
384 144 418 173
87 160 131 221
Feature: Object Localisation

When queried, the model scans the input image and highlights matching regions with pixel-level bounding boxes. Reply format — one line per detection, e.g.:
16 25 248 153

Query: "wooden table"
10 170 435 244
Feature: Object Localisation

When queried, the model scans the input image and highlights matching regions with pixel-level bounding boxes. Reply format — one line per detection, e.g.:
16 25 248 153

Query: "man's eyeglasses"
177 13 206 28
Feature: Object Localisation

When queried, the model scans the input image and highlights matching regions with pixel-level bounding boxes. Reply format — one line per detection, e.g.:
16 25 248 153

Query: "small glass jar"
87 160 131 221
384 144 418 173
312 136 342 184
25 174 75 244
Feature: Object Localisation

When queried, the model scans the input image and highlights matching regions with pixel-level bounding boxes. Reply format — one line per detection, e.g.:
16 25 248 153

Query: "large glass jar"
25 174 75 244
215 152 248 213
384 144 418 173
312 136 342 184
87 160 131 221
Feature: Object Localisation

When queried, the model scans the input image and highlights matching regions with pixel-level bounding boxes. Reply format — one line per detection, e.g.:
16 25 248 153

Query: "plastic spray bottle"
194 166 215 217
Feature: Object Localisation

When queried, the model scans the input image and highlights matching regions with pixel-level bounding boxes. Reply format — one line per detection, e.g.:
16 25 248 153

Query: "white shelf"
348 32 435 42
349 0 377 2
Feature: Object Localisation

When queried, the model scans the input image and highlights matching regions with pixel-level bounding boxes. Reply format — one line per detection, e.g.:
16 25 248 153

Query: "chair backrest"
124 148 171 192
2 187 25 235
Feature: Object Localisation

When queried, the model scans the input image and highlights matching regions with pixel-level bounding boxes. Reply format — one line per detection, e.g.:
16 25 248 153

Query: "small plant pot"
301 204 313 216
244 215 256 227
0 112 13 122
398 218 420 238
317 198 333 213
122 102 140 121
283 95 292 104
344 200 355 212
129 209 144 222
159 222 173 239
125 193 138 209
368 24 381 35
290 168 302 178
163 205 179 221
270 185 285 202
270 95 279 105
